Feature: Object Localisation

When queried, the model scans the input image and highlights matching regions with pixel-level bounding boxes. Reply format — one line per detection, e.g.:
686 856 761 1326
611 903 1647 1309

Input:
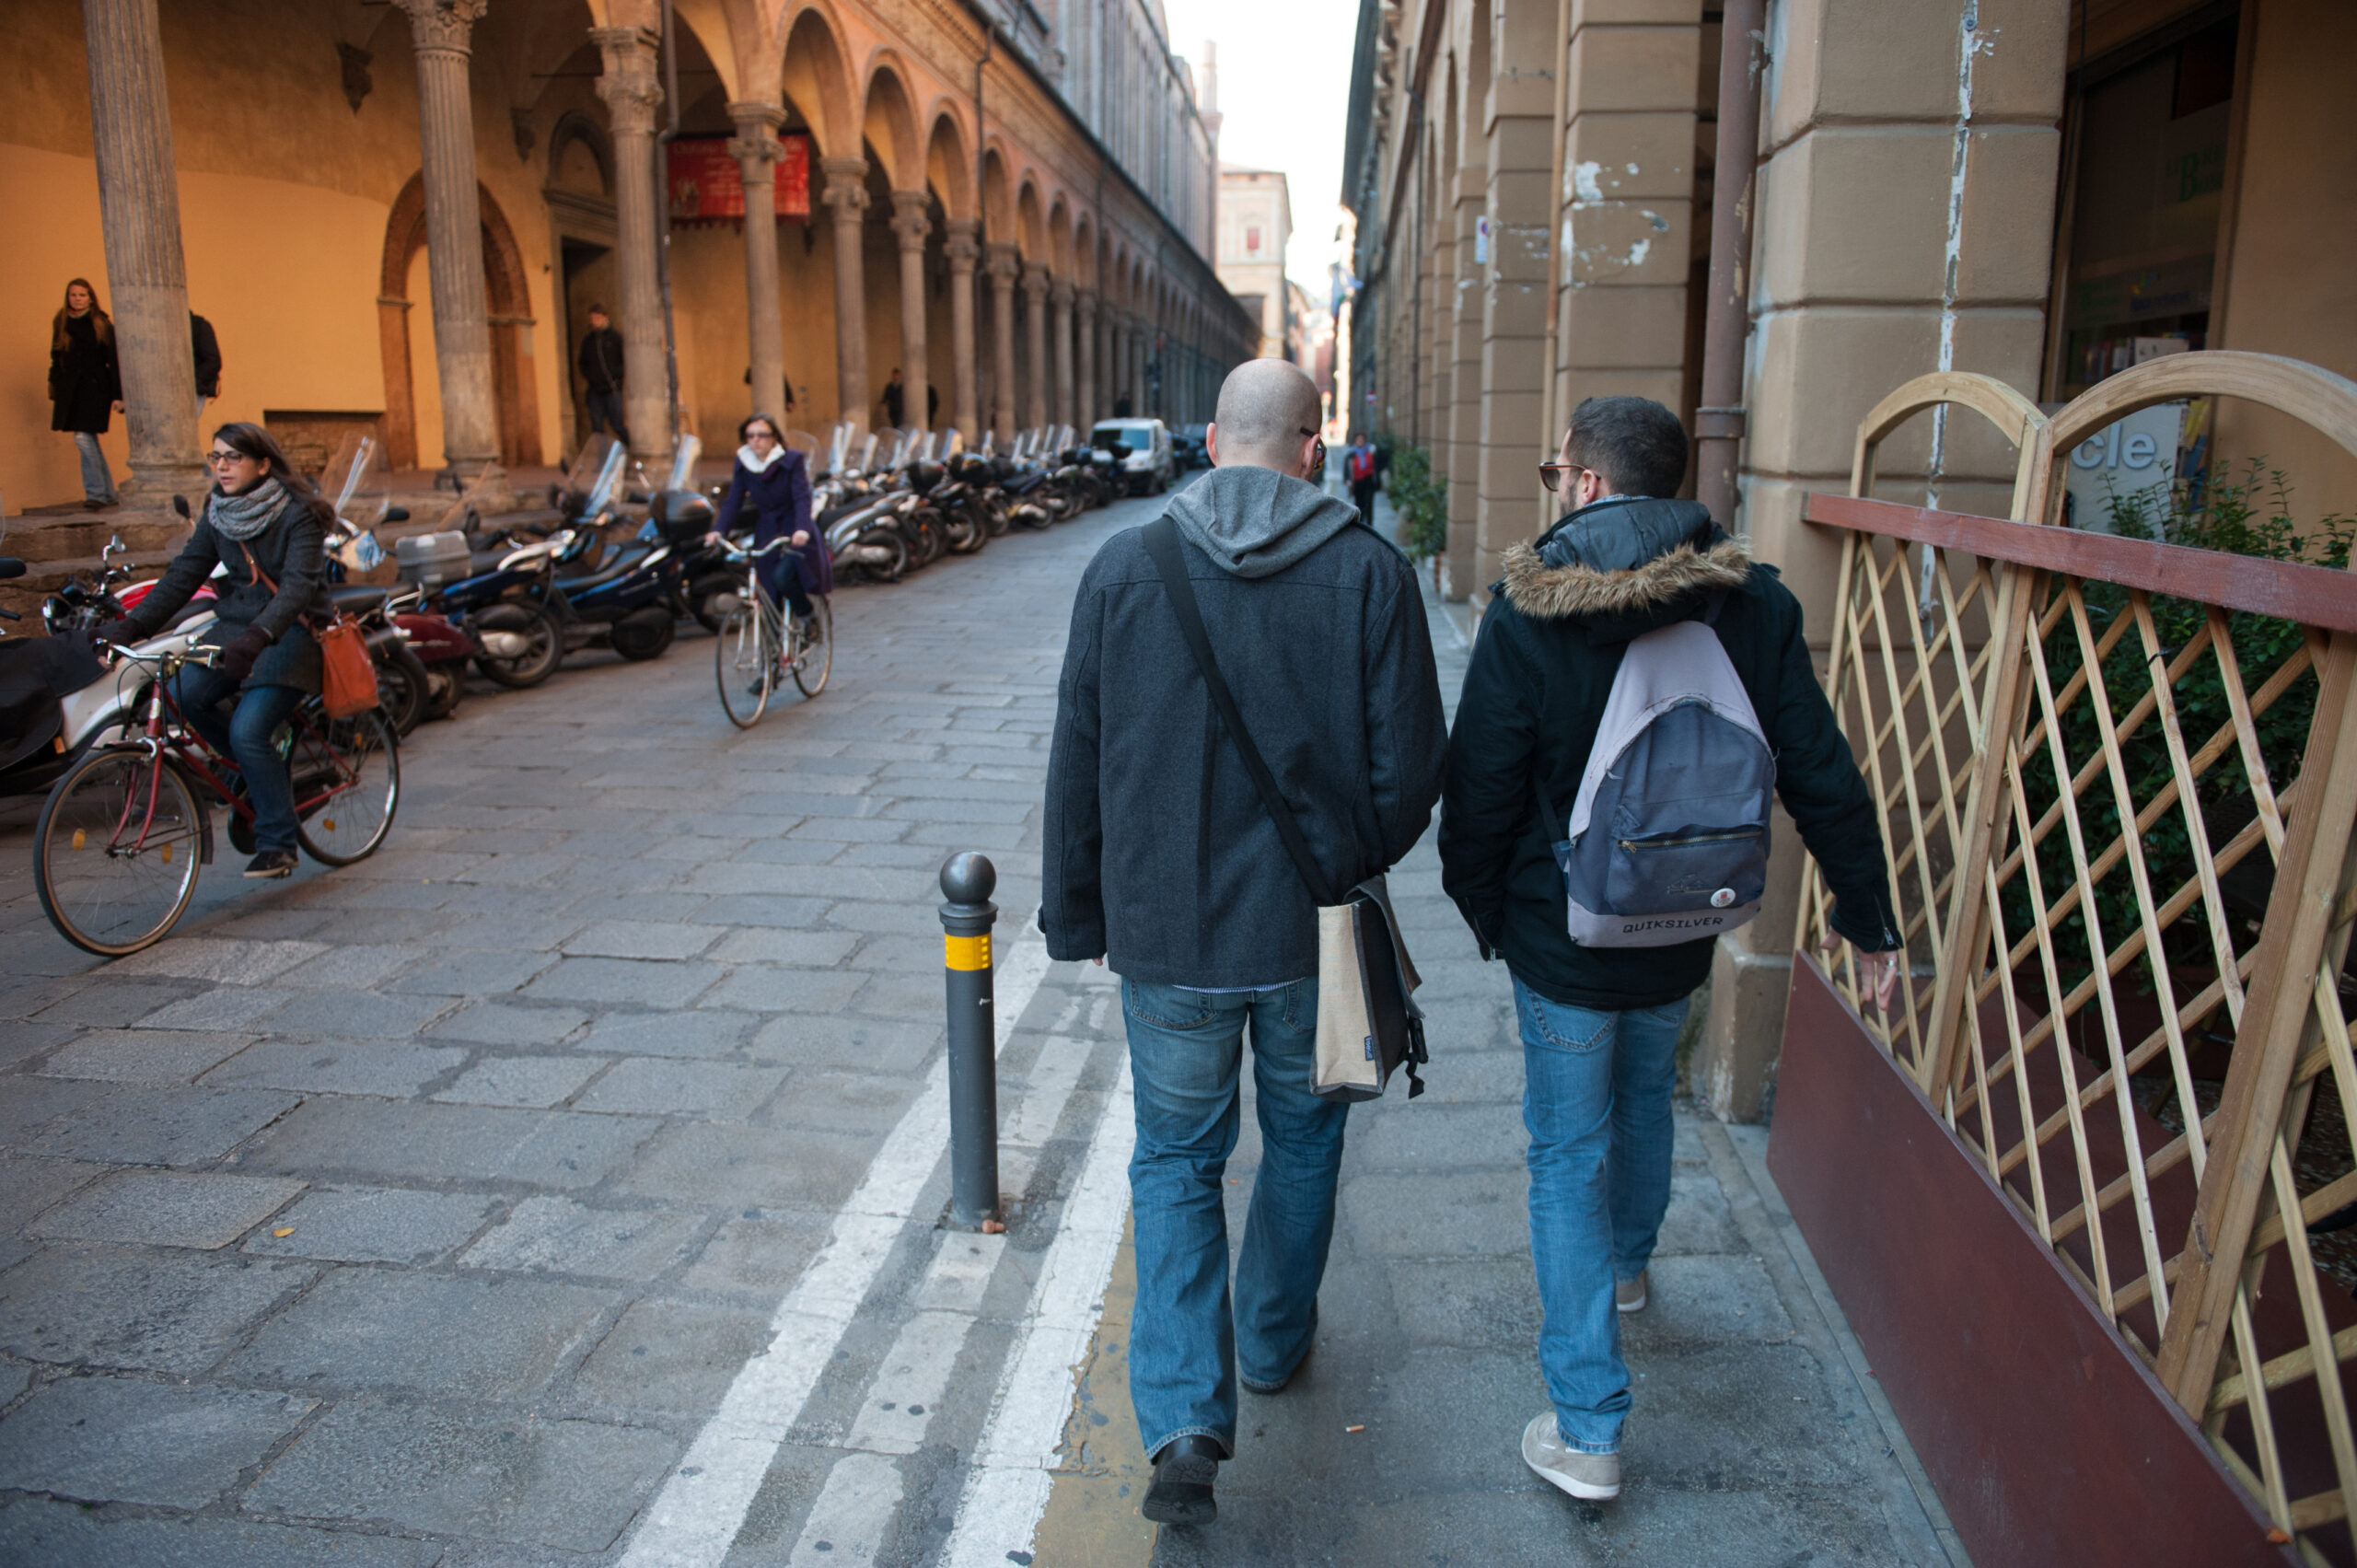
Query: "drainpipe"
1694 0 1766 529
1534 0 1573 537
657 0 681 441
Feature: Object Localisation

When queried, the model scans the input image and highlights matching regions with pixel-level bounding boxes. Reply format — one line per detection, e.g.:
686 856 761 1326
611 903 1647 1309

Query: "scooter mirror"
385 506 411 523
171 495 192 519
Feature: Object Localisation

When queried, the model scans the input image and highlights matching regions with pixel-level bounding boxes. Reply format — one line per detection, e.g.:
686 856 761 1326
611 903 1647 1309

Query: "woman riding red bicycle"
108 422 331 879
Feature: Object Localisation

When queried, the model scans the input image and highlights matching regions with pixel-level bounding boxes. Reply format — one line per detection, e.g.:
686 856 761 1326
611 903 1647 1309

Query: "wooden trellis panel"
1793 354 2357 1563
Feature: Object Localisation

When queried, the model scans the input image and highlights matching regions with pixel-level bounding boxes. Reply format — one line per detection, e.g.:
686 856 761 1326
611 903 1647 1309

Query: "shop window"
2050 15 2239 401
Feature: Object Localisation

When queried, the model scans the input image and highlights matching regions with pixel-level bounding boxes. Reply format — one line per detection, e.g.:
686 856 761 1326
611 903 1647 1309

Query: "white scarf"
737 443 785 473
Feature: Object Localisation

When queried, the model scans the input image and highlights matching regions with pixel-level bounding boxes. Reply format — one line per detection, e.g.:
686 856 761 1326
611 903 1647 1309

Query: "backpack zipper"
1617 829 1761 851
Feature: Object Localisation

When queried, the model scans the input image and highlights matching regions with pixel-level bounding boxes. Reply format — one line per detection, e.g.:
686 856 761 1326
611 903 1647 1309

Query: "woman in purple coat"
708 413 829 630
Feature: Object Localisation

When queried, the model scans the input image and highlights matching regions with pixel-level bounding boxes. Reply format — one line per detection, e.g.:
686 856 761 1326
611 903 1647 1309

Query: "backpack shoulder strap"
1141 518 1338 909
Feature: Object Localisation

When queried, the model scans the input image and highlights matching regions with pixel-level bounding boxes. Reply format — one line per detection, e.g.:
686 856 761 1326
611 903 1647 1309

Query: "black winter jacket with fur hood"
1439 496 1898 1012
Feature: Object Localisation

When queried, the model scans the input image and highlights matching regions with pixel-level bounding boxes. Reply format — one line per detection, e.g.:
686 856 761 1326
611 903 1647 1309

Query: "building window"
1245 225 1262 254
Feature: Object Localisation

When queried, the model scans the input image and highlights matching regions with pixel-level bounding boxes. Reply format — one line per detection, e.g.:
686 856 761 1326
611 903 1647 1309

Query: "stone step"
1 510 191 564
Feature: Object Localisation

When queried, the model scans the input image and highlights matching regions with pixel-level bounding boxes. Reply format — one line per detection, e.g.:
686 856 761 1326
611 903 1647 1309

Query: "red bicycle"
33 644 399 956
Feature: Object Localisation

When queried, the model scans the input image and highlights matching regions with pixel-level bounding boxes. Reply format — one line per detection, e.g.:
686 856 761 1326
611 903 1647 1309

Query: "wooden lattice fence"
1794 352 2357 1562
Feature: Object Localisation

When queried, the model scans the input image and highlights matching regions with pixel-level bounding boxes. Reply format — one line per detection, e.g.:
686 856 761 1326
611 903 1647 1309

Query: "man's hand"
791 529 811 548
703 531 724 546
1820 931 1902 1013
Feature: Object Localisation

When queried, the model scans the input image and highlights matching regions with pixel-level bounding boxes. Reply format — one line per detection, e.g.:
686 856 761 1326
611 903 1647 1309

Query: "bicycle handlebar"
723 536 803 562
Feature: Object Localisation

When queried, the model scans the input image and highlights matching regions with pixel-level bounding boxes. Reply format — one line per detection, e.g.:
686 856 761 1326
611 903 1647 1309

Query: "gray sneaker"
1616 1270 1648 1314
1522 1411 1620 1500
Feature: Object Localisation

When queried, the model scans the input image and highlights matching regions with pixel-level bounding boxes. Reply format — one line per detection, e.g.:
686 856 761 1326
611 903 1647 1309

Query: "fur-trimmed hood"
1500 496 1750 621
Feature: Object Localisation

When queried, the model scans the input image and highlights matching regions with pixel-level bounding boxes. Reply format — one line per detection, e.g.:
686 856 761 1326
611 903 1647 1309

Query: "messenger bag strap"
1142 517 1338 909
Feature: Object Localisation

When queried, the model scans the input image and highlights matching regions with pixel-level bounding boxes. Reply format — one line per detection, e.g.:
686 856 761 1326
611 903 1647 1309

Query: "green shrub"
1999 462 2353 996
1387 444 1450 562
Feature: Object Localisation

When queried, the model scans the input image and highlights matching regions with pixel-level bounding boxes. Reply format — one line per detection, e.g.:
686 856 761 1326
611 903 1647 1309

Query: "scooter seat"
326 585 389 616
557 546 655 594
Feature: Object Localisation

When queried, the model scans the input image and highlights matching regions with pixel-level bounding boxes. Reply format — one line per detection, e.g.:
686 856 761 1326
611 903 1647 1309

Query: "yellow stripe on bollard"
945 934 992 971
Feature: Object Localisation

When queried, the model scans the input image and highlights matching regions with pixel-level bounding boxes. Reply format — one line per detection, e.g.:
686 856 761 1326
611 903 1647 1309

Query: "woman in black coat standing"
109 424 331 880
708 412 830 629
49 279 123 508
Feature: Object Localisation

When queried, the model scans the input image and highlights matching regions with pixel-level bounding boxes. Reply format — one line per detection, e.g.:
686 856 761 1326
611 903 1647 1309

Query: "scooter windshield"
664 434 703 494
321 431 390 573
578 439 629 517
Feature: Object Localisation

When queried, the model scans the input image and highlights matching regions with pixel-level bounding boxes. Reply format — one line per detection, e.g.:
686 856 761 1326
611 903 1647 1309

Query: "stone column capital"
1020 261 1051 299
726 99 785 168
400 0 488 57
943 218 982 267
1051 277 1074 308
819 157 870 218
984 242 1021 284
888 190 933 250
591 28 663 136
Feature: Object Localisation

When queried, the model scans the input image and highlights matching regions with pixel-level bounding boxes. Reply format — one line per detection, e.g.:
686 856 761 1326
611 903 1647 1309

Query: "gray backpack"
1537 603 1775 947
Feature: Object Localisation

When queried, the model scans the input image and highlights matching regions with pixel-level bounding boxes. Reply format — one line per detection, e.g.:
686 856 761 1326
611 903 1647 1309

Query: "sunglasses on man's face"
1538 462 1590 494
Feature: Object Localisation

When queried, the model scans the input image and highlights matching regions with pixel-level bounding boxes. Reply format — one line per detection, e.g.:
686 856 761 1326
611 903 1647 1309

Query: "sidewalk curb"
1707 1119 1972 1568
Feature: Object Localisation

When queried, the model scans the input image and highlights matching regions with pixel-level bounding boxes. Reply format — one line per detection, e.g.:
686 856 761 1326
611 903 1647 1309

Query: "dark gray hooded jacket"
1043 467 1447 986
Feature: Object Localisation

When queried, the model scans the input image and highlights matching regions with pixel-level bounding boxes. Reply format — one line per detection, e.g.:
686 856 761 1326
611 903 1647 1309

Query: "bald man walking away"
1044 360 1446 1527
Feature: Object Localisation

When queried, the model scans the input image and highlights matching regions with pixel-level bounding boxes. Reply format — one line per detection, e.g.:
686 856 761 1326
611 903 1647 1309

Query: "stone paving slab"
29 1170 307 1249
0 1376 314 1508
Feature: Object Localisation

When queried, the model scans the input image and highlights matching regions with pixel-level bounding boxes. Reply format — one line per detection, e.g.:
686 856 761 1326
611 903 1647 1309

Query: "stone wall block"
1752 128 1953 309
1562 112 1697 202
1745 306 1941 478
1563 202 1689 288
1953 126 2062 304
1487 116 1559 180
1566 24 1702 113
1766 0 1973 145
1489 73 1559 124
1562 284 1689 366
1482 277 1551 338
1573 0 1707 25
1962 0 2072 121
1737 476 1849 632
1558 368 1686 425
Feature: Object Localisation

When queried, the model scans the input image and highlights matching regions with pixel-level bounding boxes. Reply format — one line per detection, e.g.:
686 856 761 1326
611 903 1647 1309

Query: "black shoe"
1142 1434 1222 1526
226 806 255 855
243 849 296 879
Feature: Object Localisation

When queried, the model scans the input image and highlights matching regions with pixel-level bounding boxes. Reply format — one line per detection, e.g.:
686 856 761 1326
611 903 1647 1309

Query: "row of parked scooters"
0 420 1132 798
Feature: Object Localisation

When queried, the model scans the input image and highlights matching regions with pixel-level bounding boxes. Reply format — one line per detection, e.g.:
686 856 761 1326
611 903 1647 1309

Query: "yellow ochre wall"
1 0 580 512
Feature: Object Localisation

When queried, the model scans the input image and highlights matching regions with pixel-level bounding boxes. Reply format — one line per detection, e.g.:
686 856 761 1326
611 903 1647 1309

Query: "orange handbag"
236 539 381 719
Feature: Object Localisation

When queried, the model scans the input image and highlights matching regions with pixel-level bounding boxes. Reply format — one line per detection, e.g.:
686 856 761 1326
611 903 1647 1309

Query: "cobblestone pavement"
0 482 1961 1566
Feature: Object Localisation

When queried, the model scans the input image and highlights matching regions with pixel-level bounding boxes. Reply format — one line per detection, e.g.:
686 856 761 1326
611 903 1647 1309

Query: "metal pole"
1694 0 1767 529
939 851 1000 1230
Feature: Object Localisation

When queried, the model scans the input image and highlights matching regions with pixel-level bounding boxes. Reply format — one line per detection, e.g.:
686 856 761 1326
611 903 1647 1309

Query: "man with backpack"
1438 395 1900 1503
1044 358 1446 1527
1346 435 1379 522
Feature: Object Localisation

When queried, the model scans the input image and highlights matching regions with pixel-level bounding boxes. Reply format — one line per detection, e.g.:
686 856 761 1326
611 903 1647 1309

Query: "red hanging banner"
667 133 811 224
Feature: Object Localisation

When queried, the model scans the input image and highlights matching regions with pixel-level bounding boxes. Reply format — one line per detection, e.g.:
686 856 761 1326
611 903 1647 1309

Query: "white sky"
1160 0 1359 300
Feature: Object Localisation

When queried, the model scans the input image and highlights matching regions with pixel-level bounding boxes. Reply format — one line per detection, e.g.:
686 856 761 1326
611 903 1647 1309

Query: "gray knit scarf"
207 476 291 541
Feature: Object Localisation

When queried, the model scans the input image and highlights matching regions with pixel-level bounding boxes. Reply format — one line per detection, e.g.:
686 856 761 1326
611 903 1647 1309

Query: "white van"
1090 418 1175 496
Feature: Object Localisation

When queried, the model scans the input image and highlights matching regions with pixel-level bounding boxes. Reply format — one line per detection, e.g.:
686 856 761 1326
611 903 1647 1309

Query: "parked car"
1090 418 1175 495
1172 423 1210 470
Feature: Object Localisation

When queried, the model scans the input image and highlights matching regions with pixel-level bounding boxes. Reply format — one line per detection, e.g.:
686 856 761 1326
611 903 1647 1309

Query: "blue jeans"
1515 977 1691 1455
74 432 117 505
1121 978 1345 1459
168 668 303 854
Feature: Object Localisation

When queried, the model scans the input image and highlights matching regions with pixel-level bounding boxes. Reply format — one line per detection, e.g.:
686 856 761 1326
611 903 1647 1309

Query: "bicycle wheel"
791 595 832 698
35 748 204 957
293 706 399 865
715 601 772 727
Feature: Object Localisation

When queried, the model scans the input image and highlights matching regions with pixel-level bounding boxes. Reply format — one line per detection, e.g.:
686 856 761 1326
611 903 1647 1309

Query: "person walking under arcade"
1044 359 1446 1527
107 423 331 880
49 278 122 509
1439 395 1901 1503
708 413 827 637
577 305 628 444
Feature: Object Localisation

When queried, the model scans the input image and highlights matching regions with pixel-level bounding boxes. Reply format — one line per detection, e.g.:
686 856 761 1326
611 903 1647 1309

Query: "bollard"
940 852 1001 1230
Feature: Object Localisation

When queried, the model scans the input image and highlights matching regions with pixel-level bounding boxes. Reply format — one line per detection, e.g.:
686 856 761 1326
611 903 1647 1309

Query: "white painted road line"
784 998 1106 1563
614 938 1052 1568
938 1058 1136 1568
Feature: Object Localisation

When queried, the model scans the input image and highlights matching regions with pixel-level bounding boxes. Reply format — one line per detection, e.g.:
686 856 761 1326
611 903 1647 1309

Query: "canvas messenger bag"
1141 517 1427 1103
